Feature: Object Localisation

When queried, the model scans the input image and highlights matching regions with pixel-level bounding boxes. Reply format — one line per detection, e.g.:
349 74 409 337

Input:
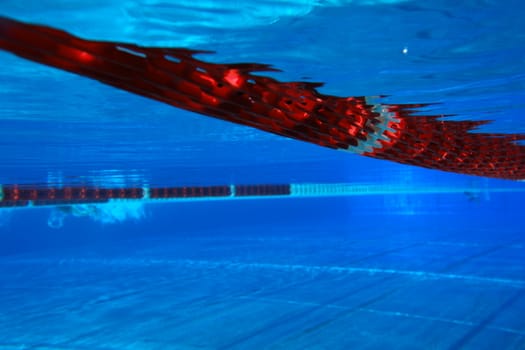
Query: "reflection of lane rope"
0 17 524 179
1 183 522 209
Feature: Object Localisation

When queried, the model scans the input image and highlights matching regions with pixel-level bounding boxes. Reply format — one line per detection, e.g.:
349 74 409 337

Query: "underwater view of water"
0 0 524 349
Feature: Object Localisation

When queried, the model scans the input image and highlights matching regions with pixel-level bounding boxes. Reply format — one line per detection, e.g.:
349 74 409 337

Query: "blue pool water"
1 0 525 349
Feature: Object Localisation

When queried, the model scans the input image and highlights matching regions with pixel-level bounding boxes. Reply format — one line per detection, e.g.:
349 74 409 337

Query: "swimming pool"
0 1 524 349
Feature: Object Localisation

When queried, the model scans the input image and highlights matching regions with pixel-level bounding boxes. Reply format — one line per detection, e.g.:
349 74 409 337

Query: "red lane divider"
149 185 231 199
0 17 523 180
235 184 290 197
0 184 292 208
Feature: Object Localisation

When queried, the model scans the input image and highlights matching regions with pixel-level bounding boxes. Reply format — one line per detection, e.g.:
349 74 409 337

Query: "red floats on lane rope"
149 185 231 199
2 182 525 209
235 184 291 197
0 185 143 207
0 17 524 180
0 184 292 208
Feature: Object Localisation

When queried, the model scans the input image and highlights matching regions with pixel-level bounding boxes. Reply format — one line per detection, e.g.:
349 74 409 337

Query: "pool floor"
0 229 524 349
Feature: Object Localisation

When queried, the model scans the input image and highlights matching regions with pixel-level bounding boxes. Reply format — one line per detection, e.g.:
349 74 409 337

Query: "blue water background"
0 0 524 349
